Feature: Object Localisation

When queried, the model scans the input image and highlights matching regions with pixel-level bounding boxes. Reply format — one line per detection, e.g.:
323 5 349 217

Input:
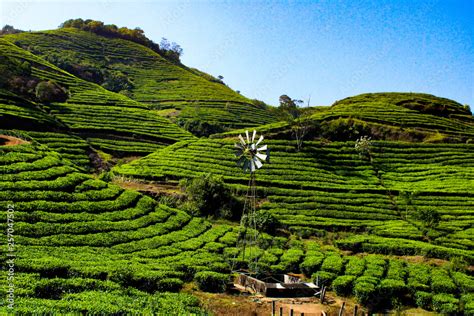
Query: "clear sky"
1 0 473 107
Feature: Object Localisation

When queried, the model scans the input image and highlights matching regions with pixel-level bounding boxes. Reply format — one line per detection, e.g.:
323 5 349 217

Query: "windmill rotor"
235 130 269 173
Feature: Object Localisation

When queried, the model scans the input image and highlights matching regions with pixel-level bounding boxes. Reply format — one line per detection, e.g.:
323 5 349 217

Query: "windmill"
233 130 269 273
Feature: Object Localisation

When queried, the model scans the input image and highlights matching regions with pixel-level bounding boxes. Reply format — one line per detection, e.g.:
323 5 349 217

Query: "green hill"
1 21 473 315
115 138 474 263
1 138 472 314
217 93 474 142
4 28 278 132
0 38 194 156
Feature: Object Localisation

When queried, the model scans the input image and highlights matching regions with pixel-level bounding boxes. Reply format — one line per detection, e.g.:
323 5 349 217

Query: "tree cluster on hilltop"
59 18 183 63
0 25 24 35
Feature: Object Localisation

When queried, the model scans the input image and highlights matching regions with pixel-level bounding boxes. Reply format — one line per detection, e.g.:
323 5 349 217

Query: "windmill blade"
249 159 255 172
251 143 256 151
235 149 244 158
253 157 263 169
251 130 257 142
234 143 244 149
237 155 246 166
243 160 249 172
245 130 250 144
238 134 246 146
255 153 267 161
256 135 264 146
257 145 267 152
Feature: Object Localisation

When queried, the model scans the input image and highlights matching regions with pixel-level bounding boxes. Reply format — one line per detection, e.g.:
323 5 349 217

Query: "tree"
279 94 311 151
178 174 241 219
415 208 440 229
34 80 68 103
355 136 372 161
279 94 301 120
160 38 171 50
0 25 24 35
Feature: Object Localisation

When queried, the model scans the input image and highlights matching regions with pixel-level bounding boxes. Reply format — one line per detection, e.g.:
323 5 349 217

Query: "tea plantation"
4 28 278 130
1 20 473 315
219 92 474 141
1 141 472 313
0 38 194 157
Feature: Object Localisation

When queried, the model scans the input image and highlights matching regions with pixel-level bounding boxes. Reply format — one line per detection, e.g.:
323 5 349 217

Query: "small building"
236 273 319 297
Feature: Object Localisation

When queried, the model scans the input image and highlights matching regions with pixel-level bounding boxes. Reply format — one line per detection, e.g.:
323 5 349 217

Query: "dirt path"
191 289 363 316
0 135 29 146
113 178 181 196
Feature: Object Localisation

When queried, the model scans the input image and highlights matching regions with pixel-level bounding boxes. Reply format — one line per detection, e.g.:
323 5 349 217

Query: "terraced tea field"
219 93 474 141
1 19 473 315
0 39 194 156
0 139 471 314
115 139 474 263
0 141 230 313
4 28 278 129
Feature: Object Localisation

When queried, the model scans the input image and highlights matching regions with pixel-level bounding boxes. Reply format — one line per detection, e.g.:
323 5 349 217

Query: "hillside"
1 137 472 314
3 28 278 132
114 138 474 263
217 93 474 142
0 38 194 157
1 21 474 316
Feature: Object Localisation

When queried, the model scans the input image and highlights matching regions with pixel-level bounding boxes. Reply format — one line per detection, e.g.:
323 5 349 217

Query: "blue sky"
1 0 473 107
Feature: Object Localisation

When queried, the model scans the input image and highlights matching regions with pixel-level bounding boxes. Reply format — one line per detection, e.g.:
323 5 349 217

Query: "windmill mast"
233 130 269 273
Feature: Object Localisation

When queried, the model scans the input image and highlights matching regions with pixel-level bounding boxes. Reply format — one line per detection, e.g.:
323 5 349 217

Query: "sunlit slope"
217 93 474 141
115 138 474 262
0 142 229 312
0 89 62 130
0 38 194 155
4 28 278 129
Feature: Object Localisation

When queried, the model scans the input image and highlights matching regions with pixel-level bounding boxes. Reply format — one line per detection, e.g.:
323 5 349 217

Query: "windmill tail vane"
234 129 270 173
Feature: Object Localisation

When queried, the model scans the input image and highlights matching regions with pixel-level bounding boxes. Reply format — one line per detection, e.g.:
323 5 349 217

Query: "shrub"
156 278 183 292
451 271 474 294
312 271 336 286
254 210 280 234
431 269 457 294
194 271 228 293
177 118 225 137
102 70 133 92
300 252 325 276
386 260 406 281
35 80 68 103
345 256 365 276
354 281 377 306
379 279 406 307
407 264 431 292
415 291 432 310
333 275 356 296
179 173 241 219
414 208 440 229
321 254 344 275
432 293 459 314
279 248 304 272
461 294 474 316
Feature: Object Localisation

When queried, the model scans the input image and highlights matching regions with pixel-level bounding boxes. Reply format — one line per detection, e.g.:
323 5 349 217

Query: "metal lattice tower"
232 130 269 273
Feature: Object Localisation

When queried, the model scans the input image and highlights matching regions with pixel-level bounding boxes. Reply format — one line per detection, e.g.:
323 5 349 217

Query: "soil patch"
0 135 29 146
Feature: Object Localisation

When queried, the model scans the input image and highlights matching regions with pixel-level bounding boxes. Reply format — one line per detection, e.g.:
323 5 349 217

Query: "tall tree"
279 95 311 151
